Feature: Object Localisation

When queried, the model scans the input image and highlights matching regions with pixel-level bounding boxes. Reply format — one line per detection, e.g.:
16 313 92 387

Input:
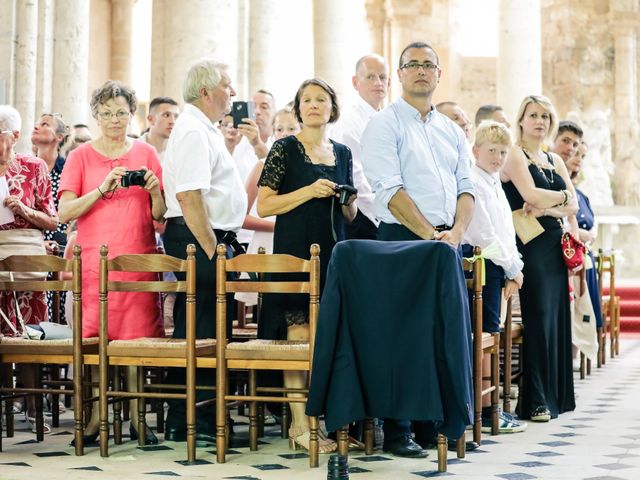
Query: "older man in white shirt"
331 54 389 239
162 58 247 444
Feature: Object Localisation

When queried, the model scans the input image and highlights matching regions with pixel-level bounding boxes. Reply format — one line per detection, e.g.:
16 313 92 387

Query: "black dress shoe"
70 431 99 447
417 437 480 452
383 435 428 458
130 423 159 445
164 427 216 445
447 439 479 452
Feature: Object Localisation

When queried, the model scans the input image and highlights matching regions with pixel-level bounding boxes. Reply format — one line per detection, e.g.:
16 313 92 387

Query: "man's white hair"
182 59 228 104
0 105 22 132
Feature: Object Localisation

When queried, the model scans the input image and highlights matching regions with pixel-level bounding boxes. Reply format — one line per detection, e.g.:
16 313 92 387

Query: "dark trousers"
461 245 504 334
162 222 234 433
345 210 378 240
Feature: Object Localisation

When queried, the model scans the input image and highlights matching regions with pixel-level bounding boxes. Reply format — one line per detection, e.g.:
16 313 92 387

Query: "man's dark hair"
556 120 583 138
73 123 89 129
293 78 340 124
149 96 178 114
398 41 440 68
475 104 503 127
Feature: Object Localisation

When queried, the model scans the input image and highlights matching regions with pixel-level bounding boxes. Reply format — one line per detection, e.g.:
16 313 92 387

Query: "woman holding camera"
257 78 356 453
59 80 166 445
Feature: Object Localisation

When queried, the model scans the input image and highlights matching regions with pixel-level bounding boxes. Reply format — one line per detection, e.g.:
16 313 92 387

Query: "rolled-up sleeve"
454 131 475 198
361 114 404 209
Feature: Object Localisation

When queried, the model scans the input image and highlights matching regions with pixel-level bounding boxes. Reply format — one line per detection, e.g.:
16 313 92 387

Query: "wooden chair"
463 247 499 444
97 244 210 463
501 296 523 413
0 246 92 454
215 243 321 468
597 250 620 363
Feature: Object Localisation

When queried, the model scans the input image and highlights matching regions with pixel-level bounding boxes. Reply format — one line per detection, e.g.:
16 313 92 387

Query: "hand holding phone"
232 101 256 128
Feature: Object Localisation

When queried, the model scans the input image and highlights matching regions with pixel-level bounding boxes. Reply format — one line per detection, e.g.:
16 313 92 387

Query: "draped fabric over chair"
306 239 474 440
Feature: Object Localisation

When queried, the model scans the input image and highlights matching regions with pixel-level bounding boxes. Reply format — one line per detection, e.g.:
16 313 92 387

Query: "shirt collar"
472 164 500 187
354 94 379 117
395 97 436 122
184 103 219 134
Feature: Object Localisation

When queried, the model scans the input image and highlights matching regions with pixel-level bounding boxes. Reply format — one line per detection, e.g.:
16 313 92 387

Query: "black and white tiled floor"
2 339 640 479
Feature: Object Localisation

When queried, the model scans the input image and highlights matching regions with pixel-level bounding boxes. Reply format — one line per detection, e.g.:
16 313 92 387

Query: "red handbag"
561 231 586 270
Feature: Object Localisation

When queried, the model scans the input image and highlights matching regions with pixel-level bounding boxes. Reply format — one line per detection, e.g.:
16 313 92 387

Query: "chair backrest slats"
108 254 186 273
0 254 72 272
107 280 187 293
225 281 310 294
0 279 73 292
225 253 310 273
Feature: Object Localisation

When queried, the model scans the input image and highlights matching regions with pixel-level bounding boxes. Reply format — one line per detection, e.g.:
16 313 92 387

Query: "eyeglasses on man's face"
97 110 131 121
400 61 439 72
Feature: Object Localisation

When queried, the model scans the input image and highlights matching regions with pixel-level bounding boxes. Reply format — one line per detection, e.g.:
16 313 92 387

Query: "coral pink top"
59 141 164 339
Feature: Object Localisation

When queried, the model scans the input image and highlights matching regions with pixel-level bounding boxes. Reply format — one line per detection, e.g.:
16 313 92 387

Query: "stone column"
0 0 16 105
497 0 542 121
610 13 640 206
111 0 134 85
152 0 238 105
36 0 55 115
364 0 387 58
313 0 370 106
52 0 90 125
248 0 280 95
149 0 165 99
14 0 38 153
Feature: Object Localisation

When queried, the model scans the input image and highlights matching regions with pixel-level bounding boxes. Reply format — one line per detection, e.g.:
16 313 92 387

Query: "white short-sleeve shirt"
163 104 247 232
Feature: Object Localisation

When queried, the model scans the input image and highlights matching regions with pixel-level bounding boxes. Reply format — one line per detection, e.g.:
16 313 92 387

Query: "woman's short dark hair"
293 78 340 125
90 80 137 118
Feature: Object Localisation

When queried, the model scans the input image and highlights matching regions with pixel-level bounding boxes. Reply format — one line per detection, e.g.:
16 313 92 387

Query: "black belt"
166 217 245 255
433 224 452 232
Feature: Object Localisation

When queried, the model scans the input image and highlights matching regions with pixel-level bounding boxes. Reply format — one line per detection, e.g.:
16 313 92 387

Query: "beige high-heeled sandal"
288 426 337 454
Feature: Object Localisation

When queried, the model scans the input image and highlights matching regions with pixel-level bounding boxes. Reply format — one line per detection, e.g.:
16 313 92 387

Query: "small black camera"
334 184 357 205
121 169 147 187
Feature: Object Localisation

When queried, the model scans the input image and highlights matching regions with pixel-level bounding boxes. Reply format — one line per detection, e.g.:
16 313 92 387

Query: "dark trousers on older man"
163 221 234 436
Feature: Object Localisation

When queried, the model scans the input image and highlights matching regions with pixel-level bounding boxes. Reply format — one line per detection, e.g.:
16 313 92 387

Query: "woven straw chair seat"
0 336 98 355
107 337 216 357
226 339 309 361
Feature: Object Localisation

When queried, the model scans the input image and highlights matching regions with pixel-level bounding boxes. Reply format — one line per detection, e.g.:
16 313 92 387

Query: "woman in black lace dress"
501 95 579 422
257 78 357 453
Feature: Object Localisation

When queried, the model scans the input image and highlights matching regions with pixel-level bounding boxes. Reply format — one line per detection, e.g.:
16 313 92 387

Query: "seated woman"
257 79 357 453
59 80 166 445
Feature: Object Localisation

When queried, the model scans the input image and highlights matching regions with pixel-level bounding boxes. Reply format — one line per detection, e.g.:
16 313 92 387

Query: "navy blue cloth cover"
306 239 473 439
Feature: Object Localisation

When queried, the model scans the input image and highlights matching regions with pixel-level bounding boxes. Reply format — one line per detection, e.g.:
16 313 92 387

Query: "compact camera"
231 101 256 128
334 184 357 205
121 169 147 187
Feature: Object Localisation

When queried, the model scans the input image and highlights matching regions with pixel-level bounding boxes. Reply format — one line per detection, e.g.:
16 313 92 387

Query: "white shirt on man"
331 94 379 226
163 103 247 233
463 164 523 279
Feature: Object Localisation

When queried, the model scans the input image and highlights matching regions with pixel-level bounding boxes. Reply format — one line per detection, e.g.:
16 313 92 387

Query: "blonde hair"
514 95 558 144
474 120 512 147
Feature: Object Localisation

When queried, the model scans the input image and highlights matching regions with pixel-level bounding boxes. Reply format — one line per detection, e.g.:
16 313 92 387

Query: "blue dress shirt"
361 97 474 227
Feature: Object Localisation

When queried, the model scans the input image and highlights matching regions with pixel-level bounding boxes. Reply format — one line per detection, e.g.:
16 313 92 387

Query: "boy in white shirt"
462 120 526 434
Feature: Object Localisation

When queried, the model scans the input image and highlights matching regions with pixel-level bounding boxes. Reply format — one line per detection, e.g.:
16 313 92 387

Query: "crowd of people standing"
0 39 604 458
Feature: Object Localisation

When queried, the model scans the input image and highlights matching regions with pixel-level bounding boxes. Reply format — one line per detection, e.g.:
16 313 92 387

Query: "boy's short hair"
474 120 513 147
556 120 583 138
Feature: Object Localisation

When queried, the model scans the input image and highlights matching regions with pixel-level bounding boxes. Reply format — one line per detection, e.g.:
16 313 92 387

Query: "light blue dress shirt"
362 97 475 227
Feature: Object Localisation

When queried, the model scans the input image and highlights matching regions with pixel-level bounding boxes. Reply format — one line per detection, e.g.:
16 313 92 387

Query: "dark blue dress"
577 189 603 328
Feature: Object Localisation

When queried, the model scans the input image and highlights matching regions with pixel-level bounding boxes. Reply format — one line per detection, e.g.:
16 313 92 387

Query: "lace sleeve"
258 140 286 190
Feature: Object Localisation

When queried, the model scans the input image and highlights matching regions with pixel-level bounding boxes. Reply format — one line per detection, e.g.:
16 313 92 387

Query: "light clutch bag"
511 209 545 244
0 228 47 281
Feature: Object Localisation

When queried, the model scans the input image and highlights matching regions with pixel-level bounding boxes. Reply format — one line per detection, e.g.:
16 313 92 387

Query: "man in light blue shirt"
361 41 476 458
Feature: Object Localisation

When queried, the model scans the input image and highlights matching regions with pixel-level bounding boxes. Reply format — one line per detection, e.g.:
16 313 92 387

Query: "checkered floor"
2 339 640 479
